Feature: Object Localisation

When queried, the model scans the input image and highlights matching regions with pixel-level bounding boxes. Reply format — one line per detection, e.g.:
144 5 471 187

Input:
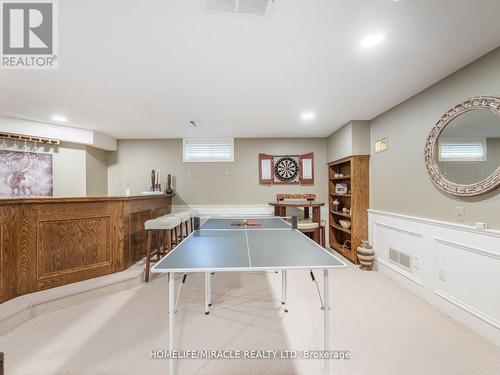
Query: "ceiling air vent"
206 0 272 16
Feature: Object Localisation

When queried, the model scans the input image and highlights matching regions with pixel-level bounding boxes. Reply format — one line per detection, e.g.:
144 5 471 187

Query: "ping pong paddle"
245 220 261 226
230 219 262 226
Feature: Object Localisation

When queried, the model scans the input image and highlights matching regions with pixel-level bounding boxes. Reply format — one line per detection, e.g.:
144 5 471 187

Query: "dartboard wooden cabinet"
258 152 314 185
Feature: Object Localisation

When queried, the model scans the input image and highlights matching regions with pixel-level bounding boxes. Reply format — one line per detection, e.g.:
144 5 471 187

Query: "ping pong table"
151 216 346 375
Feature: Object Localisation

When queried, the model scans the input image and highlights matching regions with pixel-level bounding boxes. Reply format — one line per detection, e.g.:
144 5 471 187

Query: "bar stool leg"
320 225 325 248
169 229 174 251
156 231 161 261
174 226 179 246
145 230 152 282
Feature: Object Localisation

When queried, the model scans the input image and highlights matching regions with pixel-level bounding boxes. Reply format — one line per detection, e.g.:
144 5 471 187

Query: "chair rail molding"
368 209 500 238
369 210 500 348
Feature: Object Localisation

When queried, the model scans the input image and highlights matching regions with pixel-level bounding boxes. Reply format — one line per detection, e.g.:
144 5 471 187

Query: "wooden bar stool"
144 215 181 282
187 209 199 232
173 211 192 240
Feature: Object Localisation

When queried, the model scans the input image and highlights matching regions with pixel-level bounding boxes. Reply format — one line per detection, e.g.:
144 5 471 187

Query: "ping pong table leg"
169 272 175 375
281 270 288 313
204 272 210 315
323 269 330 374
208 273 212 307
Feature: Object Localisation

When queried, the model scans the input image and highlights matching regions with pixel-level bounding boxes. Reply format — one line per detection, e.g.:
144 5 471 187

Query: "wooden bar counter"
0 194 174 303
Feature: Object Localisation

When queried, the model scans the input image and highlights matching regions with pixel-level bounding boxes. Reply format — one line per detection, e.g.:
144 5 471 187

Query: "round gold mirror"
424 96 500 196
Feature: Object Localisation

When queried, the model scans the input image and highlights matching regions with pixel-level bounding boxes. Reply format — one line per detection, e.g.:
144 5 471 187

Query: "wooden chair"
144 215 181 282
276 193 323 245
299 218 326 247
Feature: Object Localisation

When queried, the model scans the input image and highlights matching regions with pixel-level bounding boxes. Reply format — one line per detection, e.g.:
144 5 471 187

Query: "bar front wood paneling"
0 194 173 303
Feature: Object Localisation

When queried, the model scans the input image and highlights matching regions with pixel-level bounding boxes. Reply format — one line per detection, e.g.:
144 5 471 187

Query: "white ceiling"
1 0 500 139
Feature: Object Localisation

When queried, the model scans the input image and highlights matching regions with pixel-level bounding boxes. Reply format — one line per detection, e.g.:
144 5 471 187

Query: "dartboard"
274 157 299 181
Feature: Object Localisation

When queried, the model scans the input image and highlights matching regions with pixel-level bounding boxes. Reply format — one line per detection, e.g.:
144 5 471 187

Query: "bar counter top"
0 193 175 205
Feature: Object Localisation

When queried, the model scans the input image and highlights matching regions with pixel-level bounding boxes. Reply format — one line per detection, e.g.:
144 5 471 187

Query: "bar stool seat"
145 216 180 230
172 211 192 240
144 216 181 282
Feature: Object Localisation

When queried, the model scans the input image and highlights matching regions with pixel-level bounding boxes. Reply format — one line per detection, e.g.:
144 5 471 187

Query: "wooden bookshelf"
328 155 369 264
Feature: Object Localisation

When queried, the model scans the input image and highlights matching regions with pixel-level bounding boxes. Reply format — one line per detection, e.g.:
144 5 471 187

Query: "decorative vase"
166 174 174 194
357 241 375 271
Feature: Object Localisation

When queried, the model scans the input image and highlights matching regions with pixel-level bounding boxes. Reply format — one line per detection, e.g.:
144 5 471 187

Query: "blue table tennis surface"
151 217 346 273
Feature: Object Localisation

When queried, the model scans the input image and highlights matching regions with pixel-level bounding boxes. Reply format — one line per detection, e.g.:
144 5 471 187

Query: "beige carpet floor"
1 260 499 375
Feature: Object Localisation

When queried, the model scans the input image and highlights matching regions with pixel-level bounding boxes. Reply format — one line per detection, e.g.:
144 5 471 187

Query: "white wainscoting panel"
369 209 500 348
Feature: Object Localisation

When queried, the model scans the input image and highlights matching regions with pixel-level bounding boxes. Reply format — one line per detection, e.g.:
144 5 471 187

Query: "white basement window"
438 138 486 162
183 138 234 162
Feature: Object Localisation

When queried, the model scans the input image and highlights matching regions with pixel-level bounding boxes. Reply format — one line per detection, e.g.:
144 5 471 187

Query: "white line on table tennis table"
244 226 252 267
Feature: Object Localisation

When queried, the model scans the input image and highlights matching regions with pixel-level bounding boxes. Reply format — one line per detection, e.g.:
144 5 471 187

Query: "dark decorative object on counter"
150 170 156 191
166 174 174 194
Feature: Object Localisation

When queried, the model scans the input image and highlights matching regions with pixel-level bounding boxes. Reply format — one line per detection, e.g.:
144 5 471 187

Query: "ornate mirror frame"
424 96 500 197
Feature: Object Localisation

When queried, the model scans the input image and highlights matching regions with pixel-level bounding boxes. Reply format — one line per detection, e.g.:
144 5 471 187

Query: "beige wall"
370 47 500 228
107 138 328 205
326 122 352 162
85 146 108 196
327 121 370 163
52 143 87 197
351 121 371 156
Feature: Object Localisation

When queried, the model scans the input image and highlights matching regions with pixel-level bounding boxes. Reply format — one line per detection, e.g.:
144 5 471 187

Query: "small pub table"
269 200 325 243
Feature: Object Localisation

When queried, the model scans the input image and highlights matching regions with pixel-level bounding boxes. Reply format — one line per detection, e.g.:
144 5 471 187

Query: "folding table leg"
204 272 210 315
323 269 330 374
282 270 288 313
208 272 212 307
169 272 175 375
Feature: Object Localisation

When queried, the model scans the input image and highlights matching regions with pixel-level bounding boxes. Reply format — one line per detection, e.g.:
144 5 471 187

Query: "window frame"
438 138 487 162
182 138 235 163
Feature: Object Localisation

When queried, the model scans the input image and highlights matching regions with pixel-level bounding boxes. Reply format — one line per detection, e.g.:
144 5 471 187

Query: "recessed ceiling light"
301 112 316 121
360 33 384 48
189 120 200 128
51 114 67 123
